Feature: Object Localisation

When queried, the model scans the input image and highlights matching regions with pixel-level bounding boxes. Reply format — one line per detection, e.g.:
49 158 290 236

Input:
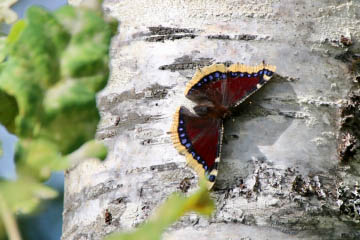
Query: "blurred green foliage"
0 178 57 214
0 1 117 239
0 5 115 180
0 3 116 179
106 180 214 240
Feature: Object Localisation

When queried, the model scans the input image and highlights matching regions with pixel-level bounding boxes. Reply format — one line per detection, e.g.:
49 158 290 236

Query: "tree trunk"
63 0 360 239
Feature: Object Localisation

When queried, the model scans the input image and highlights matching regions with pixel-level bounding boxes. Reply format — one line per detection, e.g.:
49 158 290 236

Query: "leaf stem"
0 193 22 240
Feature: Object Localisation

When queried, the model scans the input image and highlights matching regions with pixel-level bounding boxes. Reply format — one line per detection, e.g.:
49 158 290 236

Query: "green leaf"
0 89 18 134
6 20 26 45
14 139 108 179
0 220 5 240
0 36 7 63
0 178 58 215
0 192 21 240
0 0 18 24
0 4 117 179
14 138 67 179
105 181 214 240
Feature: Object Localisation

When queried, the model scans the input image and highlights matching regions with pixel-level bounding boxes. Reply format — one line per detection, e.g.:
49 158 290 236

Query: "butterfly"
171 63 276 189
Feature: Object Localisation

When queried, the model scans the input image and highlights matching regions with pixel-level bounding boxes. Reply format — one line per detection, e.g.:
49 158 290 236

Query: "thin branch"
0 193 22 240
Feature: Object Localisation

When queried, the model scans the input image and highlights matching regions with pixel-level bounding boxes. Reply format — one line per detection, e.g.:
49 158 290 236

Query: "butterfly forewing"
186 73 225 105
185 64 276 108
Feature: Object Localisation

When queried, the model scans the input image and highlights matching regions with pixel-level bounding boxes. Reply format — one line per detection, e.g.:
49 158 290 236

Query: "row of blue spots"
229 69 273 78
191 149 207 169
264 70 273 76
178 118 191 149
196 71 227 87
193 70 274 90
193 69 274 89
178 131 191 149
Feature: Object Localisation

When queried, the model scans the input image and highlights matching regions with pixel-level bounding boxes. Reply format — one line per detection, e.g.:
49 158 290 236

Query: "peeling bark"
63 1 360 239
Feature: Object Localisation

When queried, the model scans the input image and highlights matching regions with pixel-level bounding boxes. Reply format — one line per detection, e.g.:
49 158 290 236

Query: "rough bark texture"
63 1 360 239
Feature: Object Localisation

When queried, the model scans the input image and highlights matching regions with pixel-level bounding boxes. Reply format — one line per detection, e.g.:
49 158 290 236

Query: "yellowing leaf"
6 20 26 44
105 181 214 240
0 178 58 215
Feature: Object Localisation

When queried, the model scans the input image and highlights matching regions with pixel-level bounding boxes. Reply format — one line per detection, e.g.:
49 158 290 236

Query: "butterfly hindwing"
171 106 223 189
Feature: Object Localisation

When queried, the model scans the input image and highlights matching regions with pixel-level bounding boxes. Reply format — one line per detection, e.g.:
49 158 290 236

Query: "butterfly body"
193 102 230 119
171 63 276 189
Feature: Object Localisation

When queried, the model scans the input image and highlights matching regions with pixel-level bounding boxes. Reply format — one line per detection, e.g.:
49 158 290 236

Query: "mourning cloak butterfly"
171 63 276 189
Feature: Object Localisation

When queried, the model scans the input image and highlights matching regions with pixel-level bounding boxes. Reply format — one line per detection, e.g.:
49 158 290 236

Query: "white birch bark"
63 1 360 239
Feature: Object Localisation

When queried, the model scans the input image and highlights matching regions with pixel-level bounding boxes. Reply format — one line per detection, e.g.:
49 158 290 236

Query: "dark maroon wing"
222 68 274 108
171 106 223 188
185 71 226 106
185 64 276 108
